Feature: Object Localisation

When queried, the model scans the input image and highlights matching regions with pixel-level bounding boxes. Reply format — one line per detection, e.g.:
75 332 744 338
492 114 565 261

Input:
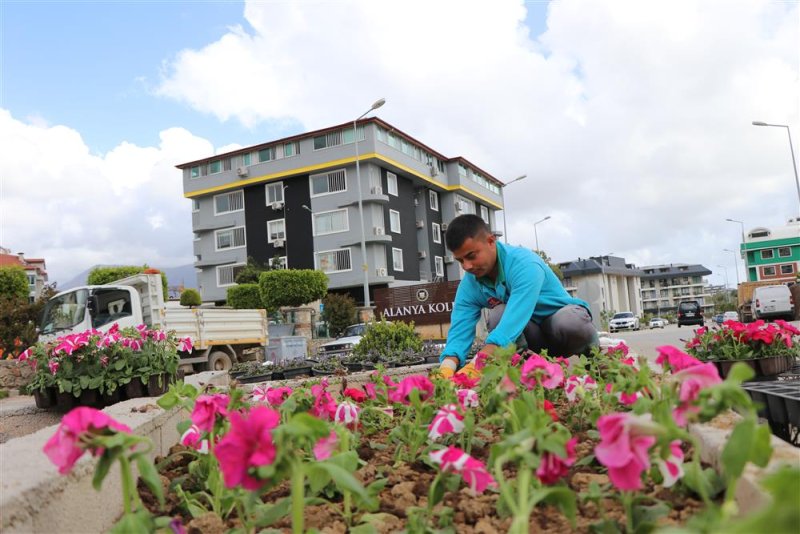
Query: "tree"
0 266 29 301
0 284 56 358
179 288 202 308
258 270 328 312
234 257 272 284
534 250 563 280
227 284 263 309
87 265 168 298
321 293 357 337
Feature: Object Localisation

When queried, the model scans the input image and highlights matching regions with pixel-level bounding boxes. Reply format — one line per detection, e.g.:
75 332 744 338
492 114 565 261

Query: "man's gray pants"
486 304 599 358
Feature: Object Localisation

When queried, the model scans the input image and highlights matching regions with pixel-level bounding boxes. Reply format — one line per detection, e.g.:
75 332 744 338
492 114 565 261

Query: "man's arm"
484 255 546 349
439 284 482 369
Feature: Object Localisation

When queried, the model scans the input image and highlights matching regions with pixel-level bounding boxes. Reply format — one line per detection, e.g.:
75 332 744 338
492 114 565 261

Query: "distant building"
558 256 644 327
741 217 800 283
0 247 49 302
178 118 505 303
639 263 712 315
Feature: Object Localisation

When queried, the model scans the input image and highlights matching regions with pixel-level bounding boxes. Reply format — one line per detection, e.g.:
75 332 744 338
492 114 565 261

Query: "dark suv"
677 301 704 327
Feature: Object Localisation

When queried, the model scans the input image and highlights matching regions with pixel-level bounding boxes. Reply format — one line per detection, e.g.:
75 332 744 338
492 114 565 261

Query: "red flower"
388 375 435 405
214 406 280 490
43 407 131 474
655 346 702 372
343 388 367 403
607 342 629 356
537 437 577 484
542 400 559 422
452 373 479 389
191 394 230 432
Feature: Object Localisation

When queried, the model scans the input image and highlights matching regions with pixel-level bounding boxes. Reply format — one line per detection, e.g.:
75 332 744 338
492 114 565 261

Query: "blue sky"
1 0 797 288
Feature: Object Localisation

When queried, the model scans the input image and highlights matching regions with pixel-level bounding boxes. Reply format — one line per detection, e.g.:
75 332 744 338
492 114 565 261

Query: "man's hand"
438 356 459 379
454 344 499 379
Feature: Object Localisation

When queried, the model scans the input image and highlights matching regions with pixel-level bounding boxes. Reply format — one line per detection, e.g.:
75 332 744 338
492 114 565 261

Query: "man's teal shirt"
441 241 589 366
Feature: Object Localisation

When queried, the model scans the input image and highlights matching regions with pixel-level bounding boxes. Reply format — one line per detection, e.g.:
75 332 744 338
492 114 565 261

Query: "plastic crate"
742 381 800 446
265 336 308 365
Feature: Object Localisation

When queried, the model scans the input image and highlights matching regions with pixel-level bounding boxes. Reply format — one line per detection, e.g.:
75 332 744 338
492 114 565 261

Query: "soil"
139 418 707 533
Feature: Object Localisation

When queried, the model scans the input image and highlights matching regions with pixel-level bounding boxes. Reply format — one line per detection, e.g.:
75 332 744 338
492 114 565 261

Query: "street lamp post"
533 215 551 252
717 264 730 306
725 217 747 275
723 249 741 287
354 98 386 308
752 121 800 208
500 175 527 243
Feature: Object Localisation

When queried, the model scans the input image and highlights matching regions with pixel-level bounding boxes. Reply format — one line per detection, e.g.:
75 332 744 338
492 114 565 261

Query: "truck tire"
208 351 233 372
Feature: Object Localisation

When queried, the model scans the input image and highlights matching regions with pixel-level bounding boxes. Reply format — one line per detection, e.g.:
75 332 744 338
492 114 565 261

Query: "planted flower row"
43 340 799 533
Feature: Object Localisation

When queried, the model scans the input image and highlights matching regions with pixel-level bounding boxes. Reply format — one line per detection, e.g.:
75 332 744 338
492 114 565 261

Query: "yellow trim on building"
184 153 503 209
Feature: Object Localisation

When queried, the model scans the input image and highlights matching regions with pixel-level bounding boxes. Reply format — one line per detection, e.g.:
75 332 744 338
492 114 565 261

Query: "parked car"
722 311 739 322
317 323 368 358
752 285 795 321
713 313 724 325
649 317 667 329
609 312 640 333
677 301 704 327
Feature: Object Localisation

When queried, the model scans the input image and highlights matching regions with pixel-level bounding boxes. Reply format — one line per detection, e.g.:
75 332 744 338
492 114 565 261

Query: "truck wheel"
208 351 232 372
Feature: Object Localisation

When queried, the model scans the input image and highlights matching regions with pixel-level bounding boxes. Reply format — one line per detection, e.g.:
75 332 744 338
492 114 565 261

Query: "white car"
722 311 739 322
609 312 640 333
317 323 368 358
649 317 667 329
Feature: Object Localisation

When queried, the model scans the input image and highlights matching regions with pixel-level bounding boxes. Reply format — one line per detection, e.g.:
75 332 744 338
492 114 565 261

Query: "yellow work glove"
438 357 458 379
455 360 481 380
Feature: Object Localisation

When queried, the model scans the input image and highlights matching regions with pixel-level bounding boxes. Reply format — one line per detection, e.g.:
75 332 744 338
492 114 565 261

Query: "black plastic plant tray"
741 381 800 427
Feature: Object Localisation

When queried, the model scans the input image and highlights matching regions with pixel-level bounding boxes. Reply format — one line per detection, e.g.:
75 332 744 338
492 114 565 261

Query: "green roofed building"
741 217 800 283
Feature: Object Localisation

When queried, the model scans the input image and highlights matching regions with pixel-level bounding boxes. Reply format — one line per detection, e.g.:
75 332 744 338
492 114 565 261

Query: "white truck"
38 273 268 372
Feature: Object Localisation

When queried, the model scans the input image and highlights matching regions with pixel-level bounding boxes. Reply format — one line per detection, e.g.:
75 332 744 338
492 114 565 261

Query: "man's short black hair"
444 214 491 251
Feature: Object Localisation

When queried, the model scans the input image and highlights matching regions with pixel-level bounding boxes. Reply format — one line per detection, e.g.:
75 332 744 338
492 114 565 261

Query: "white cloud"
0 109 213 284
153 0 799 281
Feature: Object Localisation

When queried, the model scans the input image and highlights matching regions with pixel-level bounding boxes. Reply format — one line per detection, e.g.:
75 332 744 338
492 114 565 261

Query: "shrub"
87 265 168 299
179 288 202 308
227 284 263 309
259 270 327 312
352 319 422 360
235 257 271 284
321 293 357 337
0 266 29 301
0 285 56 359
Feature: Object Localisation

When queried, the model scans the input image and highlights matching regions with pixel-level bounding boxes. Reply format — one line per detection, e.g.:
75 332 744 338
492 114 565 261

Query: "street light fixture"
725 217 747 274
723 249 741 287
533 215 551 252
354 98 386 309
500 175 527 243
752 121 800 208
717 264 730 306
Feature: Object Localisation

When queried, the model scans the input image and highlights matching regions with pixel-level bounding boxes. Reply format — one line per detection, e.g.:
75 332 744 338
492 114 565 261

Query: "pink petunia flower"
457 389 480 409
388 375 435 405
313 430 339 461
520 354 564 390
18 348 32 362
537 437 577 484
656 440 684 487
334 401 360 429
43 407 131 474
253 386 292 406
452 373 479 389
136 324 148 335
607 342 629 356
310 381 337 420
150 329 167 342
48 359 59 375
191 394 230 432
672 362 721 426
180 424 209 454
655 346 702 372
594 412 658 490
428 404 465 440
510 353 523 366
214 406 280 490
363 382 377 400
178 337 193 353
497 374 517 396
604 383 642 406
429 446 497 493
564 375 598 402
473 351 489 370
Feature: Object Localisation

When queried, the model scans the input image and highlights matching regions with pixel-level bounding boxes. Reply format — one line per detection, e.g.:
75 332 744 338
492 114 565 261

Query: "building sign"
374 281 459 326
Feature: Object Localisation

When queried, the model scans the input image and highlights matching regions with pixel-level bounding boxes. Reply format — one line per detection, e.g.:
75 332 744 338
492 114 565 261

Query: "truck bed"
162 308 268 350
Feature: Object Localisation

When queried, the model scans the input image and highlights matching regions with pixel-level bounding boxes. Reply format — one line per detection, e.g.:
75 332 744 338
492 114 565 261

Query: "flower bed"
40 343 800 533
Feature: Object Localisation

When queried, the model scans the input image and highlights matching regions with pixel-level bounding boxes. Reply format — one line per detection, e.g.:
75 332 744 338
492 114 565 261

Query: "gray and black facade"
179 118 504 303
639 264 712 314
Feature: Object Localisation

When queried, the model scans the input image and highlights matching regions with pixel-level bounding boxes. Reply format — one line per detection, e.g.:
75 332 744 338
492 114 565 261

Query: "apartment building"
558 256 644 326
639 264 712 315
178 118 504 303
741 217 800 283
0 247 49 302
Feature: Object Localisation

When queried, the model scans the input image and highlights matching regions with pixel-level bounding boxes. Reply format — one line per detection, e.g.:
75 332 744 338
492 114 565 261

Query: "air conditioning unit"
415 220 425 229
418 251 427 259
236 166 248 177
373 226 385 236
441 223 448 231
429 165 439 177
370 186 383 195
273 239 285 248
271 201 284 210
376 267 387 277
444 255 454 264
455 203 464 213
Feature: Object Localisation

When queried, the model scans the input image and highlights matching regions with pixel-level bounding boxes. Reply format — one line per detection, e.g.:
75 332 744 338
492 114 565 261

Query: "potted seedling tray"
741 380 800 446
710 354 796 380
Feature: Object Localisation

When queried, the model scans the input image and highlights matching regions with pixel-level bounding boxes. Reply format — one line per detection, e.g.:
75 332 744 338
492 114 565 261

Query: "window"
432 222 442 244
435 256 444 277
193 232 201 241
761 249 774 260
283 142 297 157
214 190 244 215
91 288 133 328
455 195 474 214
392 248 404 272
27 274 36 286
310 169 347 196
778 247 792 258
217 263 246 287
242 153 252 166
266 183 284 204
258 147 275 163
314 209 349 235
313 127 364 150
190 165 207 178
270 256 288 269
429 190 439 211
209 160 222 174
389 209 401 233
763 266 776 276
191 199 200 212
479 205 490 225
316 248 352 273
215 226 246 250
387 172 398 196
458 164 468 178
780 264 795 275
267 219 285 242
223 158 232 171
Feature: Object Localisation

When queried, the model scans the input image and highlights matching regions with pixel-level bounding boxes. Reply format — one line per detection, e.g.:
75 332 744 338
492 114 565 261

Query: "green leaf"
349 524 380 534
632 502 670 533
136 455 164 508
284 412 329 439
750 424 773 467
110 510 152 534
92 452 116 491
429 475 446 508
306 464 332 494
721 417 756 480
157 390 179 410
254 497 292 527
537 486 577 523
314 461 372 503
725 362 755 384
